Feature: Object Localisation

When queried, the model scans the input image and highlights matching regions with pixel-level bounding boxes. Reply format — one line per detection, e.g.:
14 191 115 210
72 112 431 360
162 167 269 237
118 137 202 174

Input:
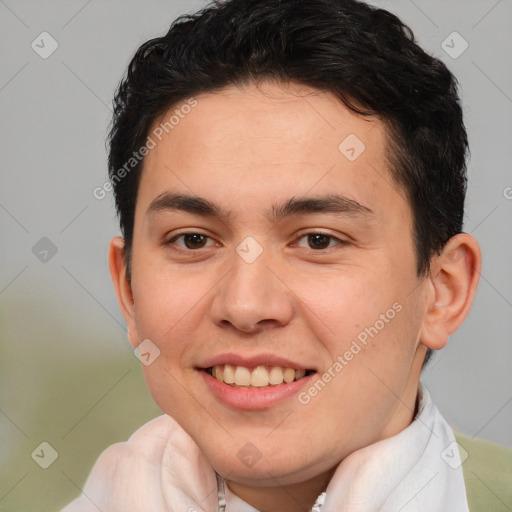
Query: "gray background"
0 0 511 510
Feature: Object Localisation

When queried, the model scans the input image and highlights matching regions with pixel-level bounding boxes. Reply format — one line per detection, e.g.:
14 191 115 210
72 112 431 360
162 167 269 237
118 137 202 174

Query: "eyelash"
166 232 348 252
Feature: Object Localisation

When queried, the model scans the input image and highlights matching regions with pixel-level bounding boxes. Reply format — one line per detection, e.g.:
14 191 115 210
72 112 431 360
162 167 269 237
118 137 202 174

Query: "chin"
206 446 329 487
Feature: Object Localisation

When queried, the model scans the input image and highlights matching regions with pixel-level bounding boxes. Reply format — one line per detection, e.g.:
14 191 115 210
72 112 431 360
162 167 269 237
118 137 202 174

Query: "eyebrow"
146 192 373 222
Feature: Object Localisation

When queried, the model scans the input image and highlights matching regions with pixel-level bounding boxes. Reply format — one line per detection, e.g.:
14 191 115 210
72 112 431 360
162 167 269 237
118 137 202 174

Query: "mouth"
197 353 318 409
204 364 315 388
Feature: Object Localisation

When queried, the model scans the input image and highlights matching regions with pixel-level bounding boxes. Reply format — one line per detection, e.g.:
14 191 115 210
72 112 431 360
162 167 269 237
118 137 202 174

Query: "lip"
199 368 316 410
198 352 313 371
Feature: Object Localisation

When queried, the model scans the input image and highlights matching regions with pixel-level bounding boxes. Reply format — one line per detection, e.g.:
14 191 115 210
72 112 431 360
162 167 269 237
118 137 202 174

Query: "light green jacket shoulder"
455 432 512 512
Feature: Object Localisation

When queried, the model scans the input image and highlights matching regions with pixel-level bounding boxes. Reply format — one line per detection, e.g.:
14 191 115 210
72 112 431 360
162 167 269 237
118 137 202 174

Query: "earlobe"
108 237 138 347
420 233 481 351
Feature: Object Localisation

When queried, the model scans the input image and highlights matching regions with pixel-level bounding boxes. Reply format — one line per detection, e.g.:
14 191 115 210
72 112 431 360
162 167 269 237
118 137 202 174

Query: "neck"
225 365 424 512
226 467 336 512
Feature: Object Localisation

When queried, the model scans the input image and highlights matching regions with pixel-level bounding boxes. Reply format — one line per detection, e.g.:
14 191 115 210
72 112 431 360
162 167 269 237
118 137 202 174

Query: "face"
118 81 432 487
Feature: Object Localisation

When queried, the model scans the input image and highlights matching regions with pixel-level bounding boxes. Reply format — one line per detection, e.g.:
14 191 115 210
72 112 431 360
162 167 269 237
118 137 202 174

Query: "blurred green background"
0 298 161 511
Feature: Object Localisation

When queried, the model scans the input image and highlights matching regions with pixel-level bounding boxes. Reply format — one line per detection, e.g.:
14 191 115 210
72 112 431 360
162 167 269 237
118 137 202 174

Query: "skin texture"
109 81 481 512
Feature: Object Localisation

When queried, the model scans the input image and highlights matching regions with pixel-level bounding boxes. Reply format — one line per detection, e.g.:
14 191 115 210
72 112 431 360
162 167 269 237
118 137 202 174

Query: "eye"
167 233 216 250
295 233 346 250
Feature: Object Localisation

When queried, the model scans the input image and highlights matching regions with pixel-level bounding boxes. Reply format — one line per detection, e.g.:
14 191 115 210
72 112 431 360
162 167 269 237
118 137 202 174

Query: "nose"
210 247 294 334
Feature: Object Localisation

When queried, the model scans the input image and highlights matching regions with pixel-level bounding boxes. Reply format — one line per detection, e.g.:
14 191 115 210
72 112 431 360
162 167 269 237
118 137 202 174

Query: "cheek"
292 264 422 394
131 259 210 344
289 267 398 346
314 284 423 408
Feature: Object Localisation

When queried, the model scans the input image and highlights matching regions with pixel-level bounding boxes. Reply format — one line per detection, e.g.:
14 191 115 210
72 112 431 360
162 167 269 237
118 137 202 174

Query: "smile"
198 353 317 409
206 364 312 388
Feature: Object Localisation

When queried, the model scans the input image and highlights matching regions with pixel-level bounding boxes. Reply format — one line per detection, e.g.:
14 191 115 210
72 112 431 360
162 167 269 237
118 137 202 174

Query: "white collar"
61 383 469 512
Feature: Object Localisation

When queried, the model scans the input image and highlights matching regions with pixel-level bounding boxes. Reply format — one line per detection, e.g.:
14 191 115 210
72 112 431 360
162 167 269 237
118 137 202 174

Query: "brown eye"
294 232 347 251
169 233 213 250
183 233 207 249
307 234 332 249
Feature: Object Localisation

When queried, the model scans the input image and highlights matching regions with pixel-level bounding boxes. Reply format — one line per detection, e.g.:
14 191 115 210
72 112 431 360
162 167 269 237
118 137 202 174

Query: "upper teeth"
211 364 307 387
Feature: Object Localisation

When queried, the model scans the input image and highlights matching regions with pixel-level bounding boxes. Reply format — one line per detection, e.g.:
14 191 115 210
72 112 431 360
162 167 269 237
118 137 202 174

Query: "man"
62 0 490 510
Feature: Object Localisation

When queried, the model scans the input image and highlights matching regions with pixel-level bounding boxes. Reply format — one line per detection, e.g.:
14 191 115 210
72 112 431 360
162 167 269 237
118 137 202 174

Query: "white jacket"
61 383 469 511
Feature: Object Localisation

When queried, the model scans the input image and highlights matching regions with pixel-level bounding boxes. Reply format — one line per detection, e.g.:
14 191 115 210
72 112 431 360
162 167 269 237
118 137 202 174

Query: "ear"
420 233 481 350
109 237 139 348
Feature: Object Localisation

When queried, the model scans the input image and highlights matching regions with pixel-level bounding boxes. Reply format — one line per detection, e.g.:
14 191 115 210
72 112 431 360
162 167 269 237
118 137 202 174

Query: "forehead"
137 81 406 225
